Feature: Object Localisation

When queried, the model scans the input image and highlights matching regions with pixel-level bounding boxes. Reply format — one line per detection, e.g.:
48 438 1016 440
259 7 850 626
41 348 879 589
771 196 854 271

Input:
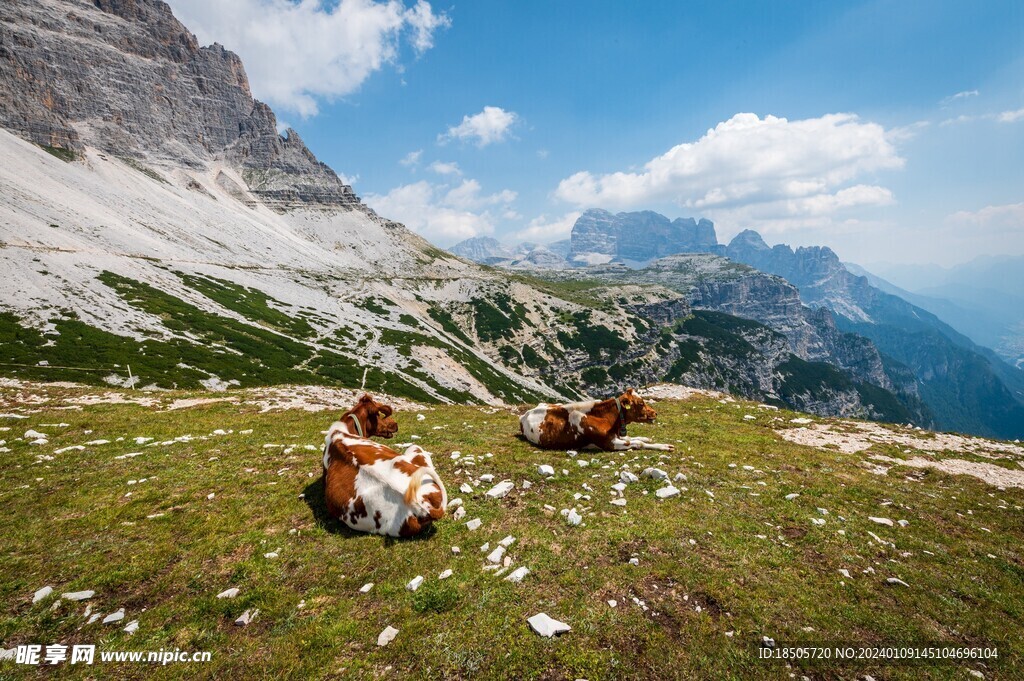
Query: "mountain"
448 237 516 265
725 230 1024 439
569 209 723 266
449 237 570 269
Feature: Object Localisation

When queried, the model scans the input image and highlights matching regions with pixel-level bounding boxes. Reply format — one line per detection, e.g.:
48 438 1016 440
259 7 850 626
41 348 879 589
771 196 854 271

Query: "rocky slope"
569 209 722 266
726 229 1024 439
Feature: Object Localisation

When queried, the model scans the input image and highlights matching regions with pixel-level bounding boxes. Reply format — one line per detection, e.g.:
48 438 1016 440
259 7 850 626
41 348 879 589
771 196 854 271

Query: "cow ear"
625 388 635 395
359 393 374 403
379 405 393 416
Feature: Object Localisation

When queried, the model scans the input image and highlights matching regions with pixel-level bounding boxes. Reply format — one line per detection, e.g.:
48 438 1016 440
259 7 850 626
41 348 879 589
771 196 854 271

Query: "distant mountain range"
451 209 1024 439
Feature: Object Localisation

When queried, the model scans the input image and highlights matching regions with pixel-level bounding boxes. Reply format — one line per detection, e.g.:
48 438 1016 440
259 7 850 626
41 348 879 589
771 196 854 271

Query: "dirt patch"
777 421 1024 460
639 383 724 402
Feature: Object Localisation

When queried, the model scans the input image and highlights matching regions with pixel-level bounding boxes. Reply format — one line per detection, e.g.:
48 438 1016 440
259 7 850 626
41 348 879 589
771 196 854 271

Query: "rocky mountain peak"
0 0 359 212
569 209 721 265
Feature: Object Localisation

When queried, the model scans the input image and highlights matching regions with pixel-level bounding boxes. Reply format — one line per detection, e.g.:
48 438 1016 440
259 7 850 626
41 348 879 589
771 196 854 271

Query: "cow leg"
636 441 675 451
608 437 641 451
629 436 652 443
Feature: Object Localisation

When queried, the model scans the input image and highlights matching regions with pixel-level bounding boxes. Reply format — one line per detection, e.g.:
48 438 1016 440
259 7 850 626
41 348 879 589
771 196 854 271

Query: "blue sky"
168 0 1024 265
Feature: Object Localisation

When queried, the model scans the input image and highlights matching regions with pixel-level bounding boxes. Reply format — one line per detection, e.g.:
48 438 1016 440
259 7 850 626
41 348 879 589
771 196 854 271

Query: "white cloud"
997 108 1024 123
438 106 519 147
166 0 450 117
400 149 423 167
427 160 462 176
942 89 979 104
947 202 1024 232
511 211 582 243
554 112 903 232
364 178 517 244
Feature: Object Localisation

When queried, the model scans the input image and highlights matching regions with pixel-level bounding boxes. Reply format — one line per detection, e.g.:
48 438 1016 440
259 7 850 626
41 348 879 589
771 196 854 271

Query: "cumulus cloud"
554 112 904 232
364 178 517 244
947 202 1024 232
511 211 582 243
438 106 519 147
427 160 462 176
166 0 450 117
399 149 423 167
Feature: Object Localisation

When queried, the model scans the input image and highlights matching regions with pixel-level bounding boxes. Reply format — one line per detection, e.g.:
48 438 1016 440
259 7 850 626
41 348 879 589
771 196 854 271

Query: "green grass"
0 383 1020 679
38 144 76 162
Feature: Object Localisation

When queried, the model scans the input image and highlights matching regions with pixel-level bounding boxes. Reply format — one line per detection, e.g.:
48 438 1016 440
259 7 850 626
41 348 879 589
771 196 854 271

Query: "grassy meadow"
0 382 1021 679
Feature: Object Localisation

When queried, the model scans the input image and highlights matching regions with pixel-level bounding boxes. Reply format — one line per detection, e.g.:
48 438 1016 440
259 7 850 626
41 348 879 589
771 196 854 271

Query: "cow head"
618 388 657 424
344 393 399 438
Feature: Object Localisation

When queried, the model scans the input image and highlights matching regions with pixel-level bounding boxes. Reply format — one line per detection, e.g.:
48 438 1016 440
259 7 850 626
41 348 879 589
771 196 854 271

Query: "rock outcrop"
0 0 360 211
569 209 722 265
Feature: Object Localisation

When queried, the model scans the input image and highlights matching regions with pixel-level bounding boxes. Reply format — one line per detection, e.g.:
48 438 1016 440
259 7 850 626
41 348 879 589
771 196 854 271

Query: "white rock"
466 518 482 531
480 474 495 483
359 583 374 593
611 482 627 493
641 467 668 480
451 546 461 555
485 480 514 499
897 519 909 527
453 507 466 521
564 509 582 526
438 569 454 580
216 588 240 599
562 469 569 476
619 470 639 484
885 577 910 587
785 493 800 500
33 586 53 603
459 483 473 494
566 450 578 457
608 599 617 608
62 590 95 601
611 498 627 506
447 498 463 510
406 576 424 591
628 557 640 566
499 535 516 547
811 518 826 526
538 464 555 476
673 472 687 482
480 542 491 553
839 569 851 579
264 552 278 559
505 566 530 583
869 517 894 527
655 486 680 499
377 625 400 646
234 609 257 626
103 608 125 624
522 480 532 489
486 547 506 564
527 612 571 638
969 670 985 679
124 620 139 634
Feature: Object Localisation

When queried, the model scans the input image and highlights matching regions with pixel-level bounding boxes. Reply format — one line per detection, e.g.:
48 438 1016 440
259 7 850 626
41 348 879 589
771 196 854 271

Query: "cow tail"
404 467 428 506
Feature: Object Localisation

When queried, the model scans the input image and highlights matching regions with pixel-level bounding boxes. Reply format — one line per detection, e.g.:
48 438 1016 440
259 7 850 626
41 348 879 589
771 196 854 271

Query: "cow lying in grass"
322 394 447 538
519 388 675 452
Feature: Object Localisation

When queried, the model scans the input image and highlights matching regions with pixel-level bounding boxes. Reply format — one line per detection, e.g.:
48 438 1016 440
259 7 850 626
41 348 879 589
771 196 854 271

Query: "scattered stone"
611 498 627 506
103 609 125 624
446 498 463 511
480 542 491 553
33 586 53 603
439 569 453 580
897 519 909 527
628 557 640 566
466 518 482 531
485 480 514 499
839 569 851 579
761 636 776 649
674 472 687 482
538 464 555 476
359 583 374 593
62 590 95 601
655 486 680 499
124 620 139 634
619 470 639 484
377 625 400 647
480 474 495 483
641 467 668 480
264 552 278 559
505 566 530 583
969 670 985 679
563 509 582 526
785 493 800 500
885 577 910 587
811 518 826 526
406 576 424 591
869 517 894 527
486 547 506 564
527 612 571 638
217 588 240 599
234 609 257 626
499 535 516 547
453 507 467 521
522 480 532 489
608 599 617 608
451 546 461 555
460 483 474 494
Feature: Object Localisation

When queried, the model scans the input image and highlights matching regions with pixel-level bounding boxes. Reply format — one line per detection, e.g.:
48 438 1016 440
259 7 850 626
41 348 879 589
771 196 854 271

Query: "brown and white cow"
322 394 447 538
519 388 675 452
